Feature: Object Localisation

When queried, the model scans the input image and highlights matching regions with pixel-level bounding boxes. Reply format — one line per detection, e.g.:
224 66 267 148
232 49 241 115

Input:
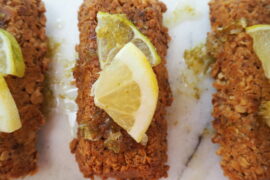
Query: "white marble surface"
23 0 228 179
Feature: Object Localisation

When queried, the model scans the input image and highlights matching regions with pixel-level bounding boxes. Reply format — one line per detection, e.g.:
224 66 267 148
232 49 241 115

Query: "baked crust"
70 0 172 179
209 0 270 179
0 0 48 179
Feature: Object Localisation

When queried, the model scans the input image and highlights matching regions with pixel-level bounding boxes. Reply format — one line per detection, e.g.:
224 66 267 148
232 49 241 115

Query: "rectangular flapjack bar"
208 0 270 179
0 0 48 179
70 0 172 179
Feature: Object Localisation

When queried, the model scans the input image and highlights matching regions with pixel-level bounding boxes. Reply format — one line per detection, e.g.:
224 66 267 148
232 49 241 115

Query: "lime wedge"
246 25 270 79
0 29 25 77
96 12 161 69
92 42 158 142
0 76 21 133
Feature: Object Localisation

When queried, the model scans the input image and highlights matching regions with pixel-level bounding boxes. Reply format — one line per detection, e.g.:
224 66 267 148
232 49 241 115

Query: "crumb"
173 120 179 126
178 43 213 100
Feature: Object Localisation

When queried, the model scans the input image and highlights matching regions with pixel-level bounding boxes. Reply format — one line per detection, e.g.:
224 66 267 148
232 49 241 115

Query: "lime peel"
0 29 25 77
0 29 24 133
96 12 161 69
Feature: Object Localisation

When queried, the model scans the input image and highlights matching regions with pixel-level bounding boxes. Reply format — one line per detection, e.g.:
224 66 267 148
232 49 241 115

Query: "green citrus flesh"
0 29 25 77
96 12 161 69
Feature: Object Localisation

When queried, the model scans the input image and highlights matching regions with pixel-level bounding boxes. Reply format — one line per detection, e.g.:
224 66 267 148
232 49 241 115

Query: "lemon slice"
246 25 270 79
0 76 21 133
96 12 161 69
0 29 25 77
92 43 158 142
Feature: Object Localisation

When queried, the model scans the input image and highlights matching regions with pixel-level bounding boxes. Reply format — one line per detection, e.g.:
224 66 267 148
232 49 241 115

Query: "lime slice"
96 12 161 69
92 42 158 142
0 29 25 77
246 25 270 79
0 76 21 133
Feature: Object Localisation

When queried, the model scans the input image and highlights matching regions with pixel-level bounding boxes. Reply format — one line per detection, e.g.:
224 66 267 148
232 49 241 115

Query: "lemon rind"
246 24 270 33
115 43 158 142
94 43 158 142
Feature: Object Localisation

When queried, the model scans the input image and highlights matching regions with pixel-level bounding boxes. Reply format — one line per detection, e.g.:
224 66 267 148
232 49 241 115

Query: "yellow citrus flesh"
0 76 21 133
246 25 270 79
92 43 158 142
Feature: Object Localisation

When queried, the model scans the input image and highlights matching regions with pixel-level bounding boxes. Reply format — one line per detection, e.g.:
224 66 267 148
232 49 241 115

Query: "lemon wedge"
92 42 158 142
246 25 270 79
0 76 21 133
0 29 25 77
96 12 161 69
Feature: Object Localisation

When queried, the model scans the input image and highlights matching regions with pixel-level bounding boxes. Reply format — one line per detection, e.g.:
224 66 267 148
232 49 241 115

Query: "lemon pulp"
0 29 25 77
0 29 24 133
0 76 21 133
92 43 158 142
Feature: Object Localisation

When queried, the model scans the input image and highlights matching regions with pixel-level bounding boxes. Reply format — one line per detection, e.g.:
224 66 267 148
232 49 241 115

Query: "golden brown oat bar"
70 0 172 179
0 0 48 179
208 0 270 179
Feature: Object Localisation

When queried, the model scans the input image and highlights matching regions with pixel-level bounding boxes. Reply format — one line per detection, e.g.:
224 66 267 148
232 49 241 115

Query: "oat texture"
70 0 172 179
0 0 48 179
209 0 270 179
